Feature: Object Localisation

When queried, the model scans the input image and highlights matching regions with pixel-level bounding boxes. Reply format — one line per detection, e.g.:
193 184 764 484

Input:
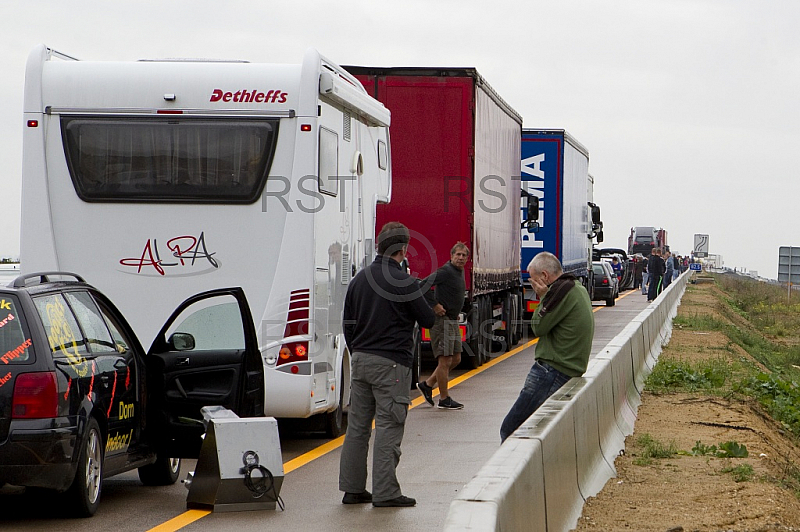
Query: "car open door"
146 288 264 457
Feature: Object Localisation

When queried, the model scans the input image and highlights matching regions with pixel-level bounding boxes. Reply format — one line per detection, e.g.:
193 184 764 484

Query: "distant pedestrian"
633 254 644 290
500 252 594 442
663 250 674 290
417 242 469 410
610 256 622 283
641 254 650 296
339 222 436 508
647 248 665 302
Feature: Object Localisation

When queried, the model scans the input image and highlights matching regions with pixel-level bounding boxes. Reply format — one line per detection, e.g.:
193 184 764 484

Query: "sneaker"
437 397 463 410
342 490 372 504
373 495 416 507
417 381 434 406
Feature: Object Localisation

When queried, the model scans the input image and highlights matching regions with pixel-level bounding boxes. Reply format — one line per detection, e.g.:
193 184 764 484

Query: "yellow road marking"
149 292 634 531
148 510 211 531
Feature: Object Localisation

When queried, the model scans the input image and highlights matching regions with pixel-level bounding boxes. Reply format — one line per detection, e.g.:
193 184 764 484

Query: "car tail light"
278 289 310 366
13 372 58 418
602 279 609 285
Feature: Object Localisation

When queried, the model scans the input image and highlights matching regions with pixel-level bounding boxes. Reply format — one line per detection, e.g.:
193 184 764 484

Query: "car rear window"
0 295 34 365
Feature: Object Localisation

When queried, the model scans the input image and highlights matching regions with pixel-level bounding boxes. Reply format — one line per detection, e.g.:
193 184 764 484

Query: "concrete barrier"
511 403 583 532
445 438 546 532
583 359 626 473
444 270 692 531
549 376 617 500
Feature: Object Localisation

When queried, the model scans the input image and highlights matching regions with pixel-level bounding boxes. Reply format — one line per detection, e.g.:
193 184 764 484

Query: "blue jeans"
500 360 571 442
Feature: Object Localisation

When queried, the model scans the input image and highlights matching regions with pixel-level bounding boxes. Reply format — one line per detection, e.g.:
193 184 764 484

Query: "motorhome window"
61 117 279 203
319 127 338 196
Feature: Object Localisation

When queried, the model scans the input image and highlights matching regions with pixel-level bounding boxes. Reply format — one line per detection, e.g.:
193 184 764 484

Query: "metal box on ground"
186 411 284 512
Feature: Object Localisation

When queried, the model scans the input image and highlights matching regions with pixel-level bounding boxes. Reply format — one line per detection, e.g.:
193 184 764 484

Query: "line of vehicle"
148 293 630 531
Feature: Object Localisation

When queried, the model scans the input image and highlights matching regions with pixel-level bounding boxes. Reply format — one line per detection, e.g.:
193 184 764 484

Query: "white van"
20 45 392 436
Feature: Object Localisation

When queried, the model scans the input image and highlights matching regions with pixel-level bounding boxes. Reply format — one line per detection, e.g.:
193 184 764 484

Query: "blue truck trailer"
520 129 601 315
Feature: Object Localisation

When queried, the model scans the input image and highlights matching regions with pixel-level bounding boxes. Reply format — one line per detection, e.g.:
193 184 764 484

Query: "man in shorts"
417 243 468 410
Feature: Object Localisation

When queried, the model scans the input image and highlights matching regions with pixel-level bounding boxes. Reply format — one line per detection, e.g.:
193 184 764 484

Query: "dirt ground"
573 281 800 532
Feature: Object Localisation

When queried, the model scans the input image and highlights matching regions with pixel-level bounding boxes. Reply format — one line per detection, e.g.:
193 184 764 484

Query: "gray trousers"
339 352 411 502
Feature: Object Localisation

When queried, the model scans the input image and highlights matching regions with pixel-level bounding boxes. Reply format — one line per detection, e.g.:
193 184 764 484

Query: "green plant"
736 373 800 438
635 433 678 461
646 358 730 392
691 440 749 458
720 463 754 482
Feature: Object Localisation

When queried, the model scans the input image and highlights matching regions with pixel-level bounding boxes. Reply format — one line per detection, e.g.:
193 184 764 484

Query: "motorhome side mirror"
168 332 196 351
526 220 539 234
526 195 539 221
591 204 601 225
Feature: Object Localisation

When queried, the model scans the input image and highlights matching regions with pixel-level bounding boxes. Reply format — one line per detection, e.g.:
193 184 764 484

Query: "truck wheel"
64 417 103 517
465 301 482 369
513 291 524 345
478 297 492 365
502 293 516 351
138 454 181 486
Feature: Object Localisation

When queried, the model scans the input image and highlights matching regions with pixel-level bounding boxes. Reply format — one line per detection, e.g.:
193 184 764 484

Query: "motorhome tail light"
300 124 312 131
278 289 310 366
13 372 58 418
27 120 39 128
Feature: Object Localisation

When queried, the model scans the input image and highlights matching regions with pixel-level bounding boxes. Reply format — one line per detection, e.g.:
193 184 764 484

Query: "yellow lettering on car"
106 429 134 454
118 401 134 420
44 298 88 376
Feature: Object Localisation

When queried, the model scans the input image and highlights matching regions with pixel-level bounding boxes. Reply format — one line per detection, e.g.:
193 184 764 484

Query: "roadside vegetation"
647 274 800 441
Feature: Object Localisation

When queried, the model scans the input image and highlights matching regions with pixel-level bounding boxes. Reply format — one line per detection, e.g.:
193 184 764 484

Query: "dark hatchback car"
591 261 619 306
0 272 264 516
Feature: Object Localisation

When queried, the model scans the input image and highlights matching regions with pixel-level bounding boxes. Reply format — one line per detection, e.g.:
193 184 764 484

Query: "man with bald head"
500 251 594 442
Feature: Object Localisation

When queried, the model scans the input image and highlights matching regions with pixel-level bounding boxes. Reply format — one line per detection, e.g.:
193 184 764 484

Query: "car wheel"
138 454 181 486
606 296 616 307
65 417 103 517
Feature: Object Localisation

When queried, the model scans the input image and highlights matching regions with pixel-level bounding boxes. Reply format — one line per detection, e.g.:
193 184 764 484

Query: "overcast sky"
1 1 798 279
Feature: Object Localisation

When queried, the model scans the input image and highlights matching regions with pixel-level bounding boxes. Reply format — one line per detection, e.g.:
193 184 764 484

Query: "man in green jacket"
500 251 594 442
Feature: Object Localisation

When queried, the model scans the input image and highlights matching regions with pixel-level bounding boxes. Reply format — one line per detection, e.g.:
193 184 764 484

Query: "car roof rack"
12 271 86 288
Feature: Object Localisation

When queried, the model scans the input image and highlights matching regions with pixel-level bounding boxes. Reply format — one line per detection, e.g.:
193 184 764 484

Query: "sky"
1 0 798 279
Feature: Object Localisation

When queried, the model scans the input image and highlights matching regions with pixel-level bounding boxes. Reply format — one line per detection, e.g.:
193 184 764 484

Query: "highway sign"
693 234 709 258
690 263 702 271
778 246 800 284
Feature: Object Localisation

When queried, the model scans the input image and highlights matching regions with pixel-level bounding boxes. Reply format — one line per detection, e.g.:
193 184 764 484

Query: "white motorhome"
21 45 392 436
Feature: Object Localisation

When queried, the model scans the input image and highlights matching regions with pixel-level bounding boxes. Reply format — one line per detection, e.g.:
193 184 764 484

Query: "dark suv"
0 272 264 516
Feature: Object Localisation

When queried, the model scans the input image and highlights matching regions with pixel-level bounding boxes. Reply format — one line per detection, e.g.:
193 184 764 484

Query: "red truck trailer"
344 66 525 374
